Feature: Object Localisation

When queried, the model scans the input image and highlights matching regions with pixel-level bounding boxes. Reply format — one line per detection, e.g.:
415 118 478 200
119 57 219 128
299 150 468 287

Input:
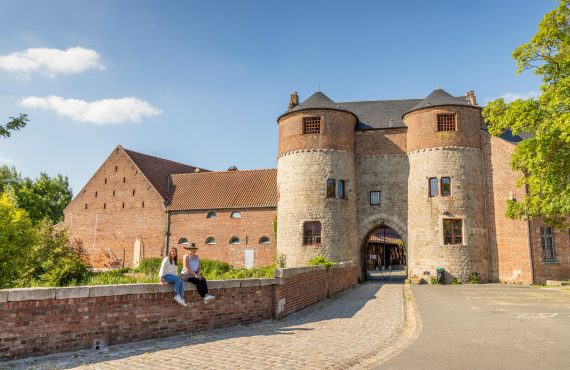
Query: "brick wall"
529 220 570 283
404 106 482 152
0 263 359 360
481 133 532 283
64 148 167 268
278 109 357 155
168 208 277 268
354 128 407 156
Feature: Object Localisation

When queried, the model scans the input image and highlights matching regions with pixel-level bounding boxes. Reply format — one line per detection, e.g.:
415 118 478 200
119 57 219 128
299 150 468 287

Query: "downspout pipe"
164 176 172 256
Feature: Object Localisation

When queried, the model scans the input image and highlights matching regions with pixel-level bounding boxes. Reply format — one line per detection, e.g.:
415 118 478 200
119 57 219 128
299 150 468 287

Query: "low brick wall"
0 262 359 360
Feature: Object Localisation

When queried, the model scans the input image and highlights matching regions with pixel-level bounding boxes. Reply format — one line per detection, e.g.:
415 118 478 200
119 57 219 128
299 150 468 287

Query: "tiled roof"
404 89 474 115
122 147 207 200
168 169 277 211
280 89 475 130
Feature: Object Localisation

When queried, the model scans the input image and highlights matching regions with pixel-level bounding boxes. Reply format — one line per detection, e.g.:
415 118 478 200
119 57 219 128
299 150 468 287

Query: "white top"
158 257 178 278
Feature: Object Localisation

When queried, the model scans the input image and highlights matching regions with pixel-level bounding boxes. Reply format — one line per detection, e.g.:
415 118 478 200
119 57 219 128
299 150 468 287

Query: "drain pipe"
164 176 172 256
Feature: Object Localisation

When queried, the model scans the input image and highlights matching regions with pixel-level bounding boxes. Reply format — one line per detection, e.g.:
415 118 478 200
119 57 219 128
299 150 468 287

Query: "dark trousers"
183 275 209 297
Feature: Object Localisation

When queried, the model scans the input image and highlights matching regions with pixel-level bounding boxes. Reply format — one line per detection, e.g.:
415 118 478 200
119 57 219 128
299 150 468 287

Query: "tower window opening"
112 190 116 197
337 180 346 199
326 179 335 198
303 117 321 134
370 191 381 205
441 177 451 196
437 114 456 131
103 203 106 209
429 178 439 197
303 221 322 245
95 191 98 197
540 227 556 262
443 219 462 245
123 177 126 183
132 189 135 196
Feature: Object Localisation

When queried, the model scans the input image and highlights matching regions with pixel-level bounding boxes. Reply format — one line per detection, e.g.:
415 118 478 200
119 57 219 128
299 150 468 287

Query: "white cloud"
21 95 162 124
0 153 13 164
0 47 105 76
499 91 540 103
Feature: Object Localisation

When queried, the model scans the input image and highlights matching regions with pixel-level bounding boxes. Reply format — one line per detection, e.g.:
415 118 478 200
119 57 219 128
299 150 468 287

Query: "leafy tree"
0 165 72 224
482 0 570 227
0 193 36 289
0 113 29 138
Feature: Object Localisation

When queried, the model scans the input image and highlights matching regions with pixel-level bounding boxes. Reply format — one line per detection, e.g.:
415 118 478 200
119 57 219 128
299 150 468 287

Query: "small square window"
437 114 456 131
441 177 451 196
370 191 381 205
429 178 439 197
303 117 321 134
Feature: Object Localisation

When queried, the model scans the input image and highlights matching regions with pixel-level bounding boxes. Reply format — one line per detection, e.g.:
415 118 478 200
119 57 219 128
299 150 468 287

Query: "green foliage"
200 259 232 278
482 1 570 227
308 255 335 269
132 257 163 274
0 196 89 288
0 113 28 139
210 265 275 280
469 272 480 284
451 278 461 285
0 165 73 224
429 277 438 285
0 193 36 289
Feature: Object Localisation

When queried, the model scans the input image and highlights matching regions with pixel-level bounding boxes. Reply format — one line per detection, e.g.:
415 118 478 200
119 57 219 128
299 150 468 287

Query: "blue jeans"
163 274 184 299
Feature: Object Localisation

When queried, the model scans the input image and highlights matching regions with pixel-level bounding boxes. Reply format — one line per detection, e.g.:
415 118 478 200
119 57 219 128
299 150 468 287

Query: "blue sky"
0 0 555 193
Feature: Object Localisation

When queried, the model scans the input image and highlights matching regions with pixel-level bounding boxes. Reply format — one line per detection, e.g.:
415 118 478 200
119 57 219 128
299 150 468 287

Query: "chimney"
466 90 477 106
288 92 299 110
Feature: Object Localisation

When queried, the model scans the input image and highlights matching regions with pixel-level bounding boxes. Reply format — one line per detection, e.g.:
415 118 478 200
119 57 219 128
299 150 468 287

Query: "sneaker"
204 294 215 303
174 295 187 307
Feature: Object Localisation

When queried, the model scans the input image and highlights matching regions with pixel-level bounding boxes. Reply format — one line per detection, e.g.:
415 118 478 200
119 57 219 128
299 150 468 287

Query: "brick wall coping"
275 261 355 278
0 278 282 303
278 148 355 158
0 262 356 303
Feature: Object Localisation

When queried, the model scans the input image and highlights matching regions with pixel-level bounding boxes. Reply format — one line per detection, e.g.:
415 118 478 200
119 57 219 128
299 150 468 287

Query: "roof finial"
318 82 321 92
436 80 440 89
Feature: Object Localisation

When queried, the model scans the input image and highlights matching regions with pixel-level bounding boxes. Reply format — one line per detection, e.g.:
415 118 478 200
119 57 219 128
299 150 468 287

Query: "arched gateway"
359 215 407 281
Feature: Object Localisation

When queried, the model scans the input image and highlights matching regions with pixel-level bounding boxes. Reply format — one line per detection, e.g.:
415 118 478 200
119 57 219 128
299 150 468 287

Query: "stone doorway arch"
358 214 407 281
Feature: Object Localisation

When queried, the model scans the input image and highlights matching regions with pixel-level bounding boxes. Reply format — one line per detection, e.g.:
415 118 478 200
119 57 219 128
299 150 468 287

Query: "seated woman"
181 243 215 303
158 247 187 307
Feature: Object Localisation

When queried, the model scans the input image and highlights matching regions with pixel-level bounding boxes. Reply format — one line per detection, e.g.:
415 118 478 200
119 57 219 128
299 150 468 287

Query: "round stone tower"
276 91 359 267
403 89 489 283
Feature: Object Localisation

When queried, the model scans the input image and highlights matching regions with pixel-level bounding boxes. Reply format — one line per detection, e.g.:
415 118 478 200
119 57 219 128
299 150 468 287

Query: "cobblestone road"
4 282 405 370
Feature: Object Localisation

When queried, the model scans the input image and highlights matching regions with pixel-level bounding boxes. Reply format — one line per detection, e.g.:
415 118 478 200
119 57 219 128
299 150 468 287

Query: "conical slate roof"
404 89 474 116
289 91 339 112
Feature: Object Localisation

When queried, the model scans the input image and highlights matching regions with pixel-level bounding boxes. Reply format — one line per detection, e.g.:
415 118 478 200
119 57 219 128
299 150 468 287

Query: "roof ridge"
171 168 277 176
339 98 422 104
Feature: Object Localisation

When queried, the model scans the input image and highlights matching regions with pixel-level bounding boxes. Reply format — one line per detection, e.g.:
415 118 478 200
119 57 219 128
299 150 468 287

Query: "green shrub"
451 278 461 285
430 277 438 285
200 259 232 278
133 257 163 274
216 265 275 280
42 257 90 287
469 272 480 284
308 255 335 270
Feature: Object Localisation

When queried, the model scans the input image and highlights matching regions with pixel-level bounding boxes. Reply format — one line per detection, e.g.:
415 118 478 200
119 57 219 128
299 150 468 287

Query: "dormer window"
303 117 321 134
437 114 456 131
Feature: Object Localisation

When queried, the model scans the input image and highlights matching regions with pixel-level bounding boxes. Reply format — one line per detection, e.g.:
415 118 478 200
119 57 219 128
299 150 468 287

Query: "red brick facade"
64 147 167 268
529 219 570 283
168 208 277 268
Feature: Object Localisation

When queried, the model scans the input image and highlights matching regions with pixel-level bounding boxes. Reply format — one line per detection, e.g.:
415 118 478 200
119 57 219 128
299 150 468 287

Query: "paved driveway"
377 284 570 370
4 282 404 370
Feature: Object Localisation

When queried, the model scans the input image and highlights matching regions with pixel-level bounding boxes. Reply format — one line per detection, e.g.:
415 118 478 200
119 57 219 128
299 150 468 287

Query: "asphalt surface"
377 284 570 370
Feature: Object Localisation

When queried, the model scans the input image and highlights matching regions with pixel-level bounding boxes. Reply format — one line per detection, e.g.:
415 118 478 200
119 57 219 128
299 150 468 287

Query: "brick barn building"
63 88 569 283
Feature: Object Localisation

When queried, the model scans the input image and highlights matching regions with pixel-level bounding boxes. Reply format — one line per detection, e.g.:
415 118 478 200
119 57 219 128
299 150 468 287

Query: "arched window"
259 236 270 244
205 237 216 245
230 211 241 219
229 236 240 245
178 237 189 245
207 211 216 219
